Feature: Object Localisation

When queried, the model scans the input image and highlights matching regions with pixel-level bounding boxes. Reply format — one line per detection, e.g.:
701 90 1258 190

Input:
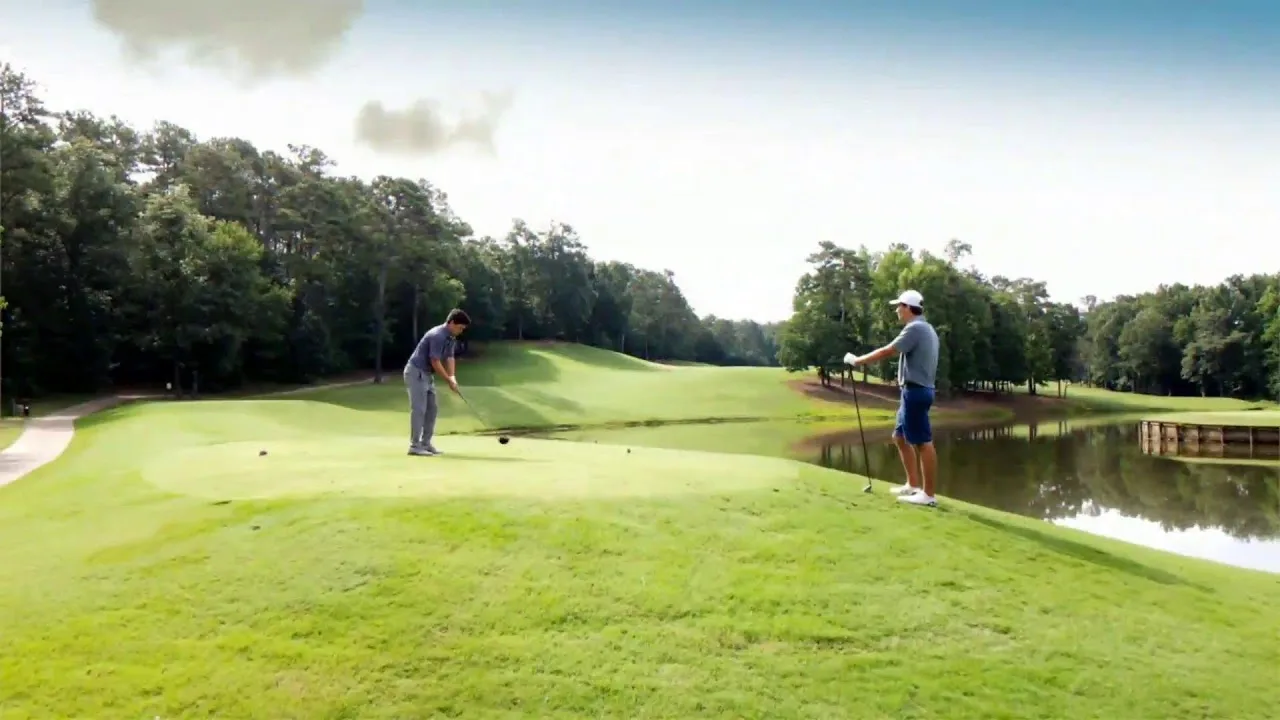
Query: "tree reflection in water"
815 421 1280 542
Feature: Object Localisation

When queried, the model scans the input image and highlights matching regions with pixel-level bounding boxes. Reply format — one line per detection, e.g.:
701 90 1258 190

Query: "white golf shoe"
892 484 920 496
897 490 937 507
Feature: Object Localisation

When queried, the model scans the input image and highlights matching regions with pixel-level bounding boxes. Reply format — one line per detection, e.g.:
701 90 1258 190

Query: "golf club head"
862 482 873 493
498 436 510 445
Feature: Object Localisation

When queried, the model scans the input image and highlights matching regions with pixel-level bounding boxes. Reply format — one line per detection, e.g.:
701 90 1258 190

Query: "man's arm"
855 343 899 365
426 331 459 391
848 324 920 365
430 356 449 378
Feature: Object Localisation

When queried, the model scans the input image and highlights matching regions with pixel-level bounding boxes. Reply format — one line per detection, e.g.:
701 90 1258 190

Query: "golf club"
849 377 874 493
457 390 510 444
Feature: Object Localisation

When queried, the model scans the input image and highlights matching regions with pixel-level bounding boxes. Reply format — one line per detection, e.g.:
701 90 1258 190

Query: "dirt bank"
789 377 1074 449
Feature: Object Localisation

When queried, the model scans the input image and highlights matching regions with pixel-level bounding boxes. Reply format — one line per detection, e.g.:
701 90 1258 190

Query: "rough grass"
4 343 1280 718
0 421 23 452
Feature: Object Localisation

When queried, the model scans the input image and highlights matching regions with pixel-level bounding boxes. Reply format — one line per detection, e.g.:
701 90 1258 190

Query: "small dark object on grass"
626 448 631 454
498 436 510 445
259 450 268 456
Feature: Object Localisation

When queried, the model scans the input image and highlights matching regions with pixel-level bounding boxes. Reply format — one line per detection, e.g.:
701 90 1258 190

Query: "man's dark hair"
900 303 924 317
446 308 471 326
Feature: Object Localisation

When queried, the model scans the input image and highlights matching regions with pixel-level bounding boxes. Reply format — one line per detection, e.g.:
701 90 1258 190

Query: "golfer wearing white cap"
844 289 940 507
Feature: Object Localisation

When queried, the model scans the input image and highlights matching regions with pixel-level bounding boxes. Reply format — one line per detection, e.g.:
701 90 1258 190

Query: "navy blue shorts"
895 384 935 445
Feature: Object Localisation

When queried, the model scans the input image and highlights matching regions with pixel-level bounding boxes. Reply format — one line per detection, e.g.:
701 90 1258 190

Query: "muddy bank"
788 377 1077 449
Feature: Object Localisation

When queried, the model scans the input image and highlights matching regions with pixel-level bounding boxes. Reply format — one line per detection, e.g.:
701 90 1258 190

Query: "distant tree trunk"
412 283 420 340
1027 378 1037 395
373 261 389 384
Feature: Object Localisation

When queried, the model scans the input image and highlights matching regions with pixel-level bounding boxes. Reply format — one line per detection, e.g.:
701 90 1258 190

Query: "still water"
813 420 1280 573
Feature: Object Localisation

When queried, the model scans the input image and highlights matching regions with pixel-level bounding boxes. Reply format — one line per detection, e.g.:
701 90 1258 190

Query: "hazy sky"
2 1 1277 321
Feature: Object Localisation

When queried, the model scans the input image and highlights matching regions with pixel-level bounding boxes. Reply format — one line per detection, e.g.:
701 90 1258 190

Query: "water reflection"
813 421 1280 573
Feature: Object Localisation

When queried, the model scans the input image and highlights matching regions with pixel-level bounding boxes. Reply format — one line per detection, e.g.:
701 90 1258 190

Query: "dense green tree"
0 65 780 403
778 240 1278 402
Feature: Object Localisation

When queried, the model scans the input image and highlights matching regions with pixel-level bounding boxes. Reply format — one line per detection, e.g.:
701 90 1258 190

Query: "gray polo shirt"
406 324 456 385
891 318 939 388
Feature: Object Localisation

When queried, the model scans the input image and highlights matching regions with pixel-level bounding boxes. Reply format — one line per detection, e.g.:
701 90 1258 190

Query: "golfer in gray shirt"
404 308 470 456
844 290 941 507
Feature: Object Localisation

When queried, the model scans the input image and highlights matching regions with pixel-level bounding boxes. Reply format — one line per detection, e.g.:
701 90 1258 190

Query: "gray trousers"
404 365 438 447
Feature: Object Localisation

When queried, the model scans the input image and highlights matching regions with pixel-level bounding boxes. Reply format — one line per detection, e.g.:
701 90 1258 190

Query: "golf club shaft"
850 380 873 491
457 391 487 428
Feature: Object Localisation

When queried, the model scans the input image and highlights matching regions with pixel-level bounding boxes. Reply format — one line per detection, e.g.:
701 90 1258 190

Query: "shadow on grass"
456 345 564 386
516 387 583 415
436 454 535 463
955 508 1207 590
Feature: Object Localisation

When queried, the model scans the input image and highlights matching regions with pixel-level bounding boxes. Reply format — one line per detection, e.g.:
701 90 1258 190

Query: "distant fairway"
294 341 867 432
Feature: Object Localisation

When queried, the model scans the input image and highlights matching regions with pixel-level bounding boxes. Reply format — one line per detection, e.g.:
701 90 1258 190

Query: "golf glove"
844 352 857 366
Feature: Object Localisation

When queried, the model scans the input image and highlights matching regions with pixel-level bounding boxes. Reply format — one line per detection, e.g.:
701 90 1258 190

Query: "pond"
812 419 1280 573
550 417 1280 573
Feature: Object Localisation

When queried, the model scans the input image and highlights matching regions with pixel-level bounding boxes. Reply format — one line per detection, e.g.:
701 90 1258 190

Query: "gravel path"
0 395 151 489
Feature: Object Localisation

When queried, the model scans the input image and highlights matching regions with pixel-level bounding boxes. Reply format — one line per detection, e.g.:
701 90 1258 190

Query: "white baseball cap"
891 290 924 308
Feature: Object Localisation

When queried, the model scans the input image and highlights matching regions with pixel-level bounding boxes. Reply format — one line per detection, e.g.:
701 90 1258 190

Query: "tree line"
0 64 780 401
777 240 1280 401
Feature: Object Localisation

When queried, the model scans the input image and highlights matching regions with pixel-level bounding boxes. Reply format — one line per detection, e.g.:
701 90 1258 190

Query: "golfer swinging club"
844 290 940 507
404 308 470 456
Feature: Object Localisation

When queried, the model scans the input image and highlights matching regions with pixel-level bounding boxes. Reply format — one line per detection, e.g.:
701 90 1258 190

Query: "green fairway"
1031 384 1274 413
1154 455 1280 468
1144 410 1280 427
294 341 854 432
143 426 798 501
4 344 1280 718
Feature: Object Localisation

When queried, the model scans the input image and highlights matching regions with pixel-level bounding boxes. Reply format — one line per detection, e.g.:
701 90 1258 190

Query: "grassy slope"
3 343 1280 718
1144 410 1280 427
301 342 890 433
1030 383 1274 413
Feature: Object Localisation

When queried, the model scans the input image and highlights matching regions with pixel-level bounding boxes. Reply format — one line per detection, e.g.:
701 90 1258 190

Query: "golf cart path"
0 396 133 489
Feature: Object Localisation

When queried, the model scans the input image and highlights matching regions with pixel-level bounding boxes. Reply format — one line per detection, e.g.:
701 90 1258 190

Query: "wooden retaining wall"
1139 420 1280 458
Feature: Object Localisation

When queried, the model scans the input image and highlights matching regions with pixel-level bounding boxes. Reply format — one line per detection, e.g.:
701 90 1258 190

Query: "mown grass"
1032 383 1274 413
1144 410 1280 427
295 342 856 433
1154 455 1280 468
3 343 1280 718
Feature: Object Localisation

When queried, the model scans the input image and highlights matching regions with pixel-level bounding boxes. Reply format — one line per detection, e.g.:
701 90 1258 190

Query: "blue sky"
2 1 1277 321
